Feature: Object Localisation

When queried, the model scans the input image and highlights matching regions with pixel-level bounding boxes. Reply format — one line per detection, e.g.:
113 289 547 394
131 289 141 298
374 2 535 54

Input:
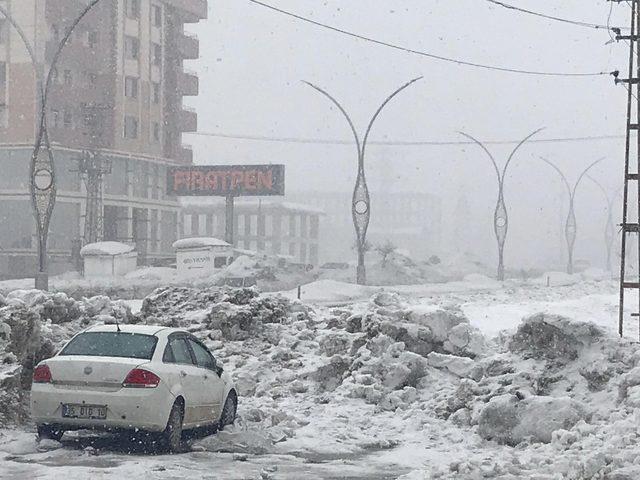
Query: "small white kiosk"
80 242 138 278
173 237 234 277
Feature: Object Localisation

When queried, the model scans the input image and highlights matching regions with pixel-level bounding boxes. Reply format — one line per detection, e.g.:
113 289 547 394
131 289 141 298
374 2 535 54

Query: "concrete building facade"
0 0 207 278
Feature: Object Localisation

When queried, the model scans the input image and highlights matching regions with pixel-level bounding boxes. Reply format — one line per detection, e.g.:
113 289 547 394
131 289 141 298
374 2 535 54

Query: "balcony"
179 107 197 132
177 33 199 59
170 0 208 22
177 70 199 96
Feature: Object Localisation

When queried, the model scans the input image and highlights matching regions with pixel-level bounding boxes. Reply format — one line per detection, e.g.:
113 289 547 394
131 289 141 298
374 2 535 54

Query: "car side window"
188 339 216 370
164 338 194 365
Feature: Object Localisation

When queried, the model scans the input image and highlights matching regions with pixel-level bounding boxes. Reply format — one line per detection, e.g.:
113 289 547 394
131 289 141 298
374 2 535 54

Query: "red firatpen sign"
168 164 285 197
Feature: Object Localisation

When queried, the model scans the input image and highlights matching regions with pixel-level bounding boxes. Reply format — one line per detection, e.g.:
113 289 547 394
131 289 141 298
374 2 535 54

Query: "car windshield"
59 332 158 360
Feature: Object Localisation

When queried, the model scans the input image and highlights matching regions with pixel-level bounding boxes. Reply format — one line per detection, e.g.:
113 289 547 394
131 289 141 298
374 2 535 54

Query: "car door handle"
180 370 187 378
203 374 209 379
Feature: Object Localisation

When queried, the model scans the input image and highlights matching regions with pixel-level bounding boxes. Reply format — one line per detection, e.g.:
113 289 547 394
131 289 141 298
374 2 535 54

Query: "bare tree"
376 240 397 267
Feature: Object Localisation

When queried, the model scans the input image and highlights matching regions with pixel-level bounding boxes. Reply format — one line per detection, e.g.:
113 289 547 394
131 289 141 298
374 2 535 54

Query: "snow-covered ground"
1 277 638 480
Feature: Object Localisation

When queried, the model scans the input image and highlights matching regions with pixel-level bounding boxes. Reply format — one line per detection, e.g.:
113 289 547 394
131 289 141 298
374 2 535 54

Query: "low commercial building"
180 199 324 266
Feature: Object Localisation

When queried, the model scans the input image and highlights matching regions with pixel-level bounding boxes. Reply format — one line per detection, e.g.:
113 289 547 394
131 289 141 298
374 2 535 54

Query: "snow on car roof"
85 324 185 336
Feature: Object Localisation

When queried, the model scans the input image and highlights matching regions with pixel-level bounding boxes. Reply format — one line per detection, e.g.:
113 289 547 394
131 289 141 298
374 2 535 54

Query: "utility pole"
539 158 605 275
304 77 423 285
459 129 543 281
612 0 640 337
79 151 112 245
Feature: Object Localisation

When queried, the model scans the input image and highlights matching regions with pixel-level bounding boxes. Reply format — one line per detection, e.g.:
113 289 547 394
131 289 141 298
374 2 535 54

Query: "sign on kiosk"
168 164 285 197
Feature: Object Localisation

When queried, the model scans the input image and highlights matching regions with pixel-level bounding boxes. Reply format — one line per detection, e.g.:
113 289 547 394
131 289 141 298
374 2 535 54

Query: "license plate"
62 404 107 419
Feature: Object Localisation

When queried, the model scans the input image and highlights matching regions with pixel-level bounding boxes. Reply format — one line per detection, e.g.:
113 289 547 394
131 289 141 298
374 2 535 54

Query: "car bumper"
30 383 175 432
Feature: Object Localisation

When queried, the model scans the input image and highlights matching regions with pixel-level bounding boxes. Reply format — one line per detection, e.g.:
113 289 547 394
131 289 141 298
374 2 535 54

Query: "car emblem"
84 366 93 375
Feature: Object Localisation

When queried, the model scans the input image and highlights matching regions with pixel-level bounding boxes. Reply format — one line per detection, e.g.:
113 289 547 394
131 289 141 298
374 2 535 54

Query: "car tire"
218 392 237 431
163 402 186 453
37 424 64 442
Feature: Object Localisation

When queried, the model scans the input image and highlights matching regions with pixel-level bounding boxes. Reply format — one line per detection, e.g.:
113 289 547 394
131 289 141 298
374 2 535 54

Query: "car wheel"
218 392 237 431
163 402 186 453
37 424 64 442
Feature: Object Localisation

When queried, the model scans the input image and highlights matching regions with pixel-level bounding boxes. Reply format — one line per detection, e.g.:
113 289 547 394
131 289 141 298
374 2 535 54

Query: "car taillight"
33 364 52 383
123 368 160 388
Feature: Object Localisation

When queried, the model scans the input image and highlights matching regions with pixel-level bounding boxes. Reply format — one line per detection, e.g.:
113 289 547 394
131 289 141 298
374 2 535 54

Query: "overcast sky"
183 0 633 268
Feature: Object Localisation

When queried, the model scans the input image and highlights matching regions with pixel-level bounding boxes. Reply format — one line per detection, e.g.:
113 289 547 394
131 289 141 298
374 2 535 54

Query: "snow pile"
4 281 640 479
508 312 604 362
477 394 589 445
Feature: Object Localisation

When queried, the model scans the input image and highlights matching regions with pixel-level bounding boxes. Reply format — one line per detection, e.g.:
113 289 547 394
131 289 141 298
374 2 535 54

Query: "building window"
125 76 138 98
152 43 162 66
124 35 139 60
152 122 160 142
63 69 72 86
152 82 161 104
63 110 73 128
87 31 98 49
125 0 140 19
152 5 162 27
124 115 138 139
50 24 59 43
51 109 60 128
0 19 7 44
0 62 6 87
0 104 7 128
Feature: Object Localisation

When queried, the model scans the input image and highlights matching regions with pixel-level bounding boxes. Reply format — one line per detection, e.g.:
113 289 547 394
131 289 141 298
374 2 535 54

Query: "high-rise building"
0 0 207 279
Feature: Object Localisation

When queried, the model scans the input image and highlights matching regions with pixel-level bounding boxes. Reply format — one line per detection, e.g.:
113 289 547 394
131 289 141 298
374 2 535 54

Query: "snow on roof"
80 242 135 257
172 237 231 250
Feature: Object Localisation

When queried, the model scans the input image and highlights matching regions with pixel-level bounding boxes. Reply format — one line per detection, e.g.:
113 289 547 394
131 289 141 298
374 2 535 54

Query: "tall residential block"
0 0 207 278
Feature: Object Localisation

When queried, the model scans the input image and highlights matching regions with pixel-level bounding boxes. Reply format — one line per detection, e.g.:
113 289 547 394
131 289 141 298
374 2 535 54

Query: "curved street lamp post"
539 157 605 274
304 77 423 285
587 175 622 274
459 129 544 281
0 0 106 290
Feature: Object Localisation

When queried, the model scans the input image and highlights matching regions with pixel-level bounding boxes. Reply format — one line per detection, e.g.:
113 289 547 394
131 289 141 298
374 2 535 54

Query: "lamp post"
304 77 423 285
539 157 605 274
459 129 544 281
586 175 622 273
0 0 106 290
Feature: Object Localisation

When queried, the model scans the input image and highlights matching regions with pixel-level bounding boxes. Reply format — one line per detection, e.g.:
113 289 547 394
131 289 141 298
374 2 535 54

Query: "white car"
30 324 237 452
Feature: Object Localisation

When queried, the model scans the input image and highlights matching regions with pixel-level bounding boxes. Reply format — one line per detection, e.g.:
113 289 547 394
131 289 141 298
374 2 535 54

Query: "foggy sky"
183 0 631 269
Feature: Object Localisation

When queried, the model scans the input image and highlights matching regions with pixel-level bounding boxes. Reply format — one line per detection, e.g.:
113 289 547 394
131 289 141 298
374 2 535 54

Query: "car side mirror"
215 364 223 377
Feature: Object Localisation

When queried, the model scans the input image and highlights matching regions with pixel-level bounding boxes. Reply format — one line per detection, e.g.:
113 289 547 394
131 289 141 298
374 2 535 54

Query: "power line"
187 130 625 146
247 0 612 78
484 0 624 30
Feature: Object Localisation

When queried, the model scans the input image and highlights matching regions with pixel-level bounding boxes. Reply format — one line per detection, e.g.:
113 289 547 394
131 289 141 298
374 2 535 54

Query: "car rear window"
59 332 158 360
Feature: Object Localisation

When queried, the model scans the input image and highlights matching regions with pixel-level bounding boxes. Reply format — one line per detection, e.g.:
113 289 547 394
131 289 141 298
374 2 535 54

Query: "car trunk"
46 356 150 392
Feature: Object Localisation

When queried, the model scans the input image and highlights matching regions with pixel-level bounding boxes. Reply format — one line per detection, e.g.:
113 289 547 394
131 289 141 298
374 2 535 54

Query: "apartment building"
0 0 207 278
